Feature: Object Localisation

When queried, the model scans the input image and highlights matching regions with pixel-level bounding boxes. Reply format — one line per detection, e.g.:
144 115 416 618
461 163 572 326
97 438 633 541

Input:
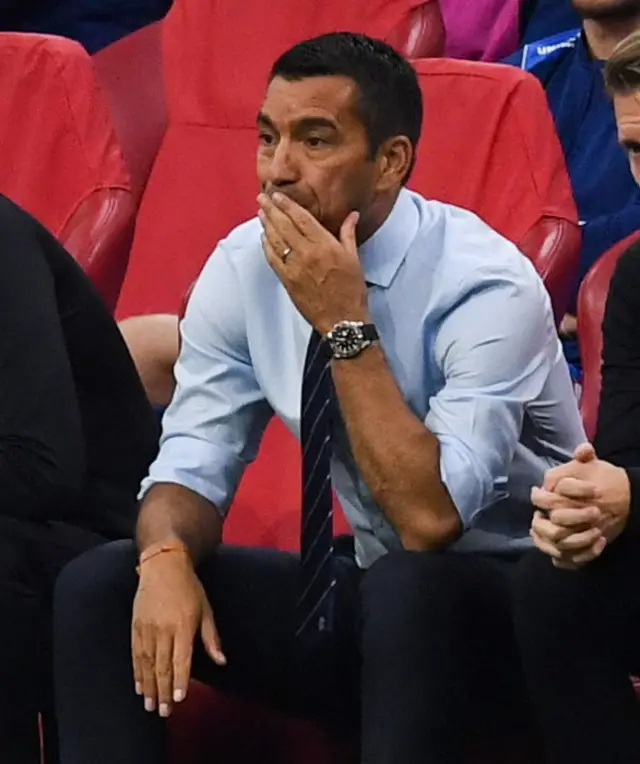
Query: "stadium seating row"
0 0 633 760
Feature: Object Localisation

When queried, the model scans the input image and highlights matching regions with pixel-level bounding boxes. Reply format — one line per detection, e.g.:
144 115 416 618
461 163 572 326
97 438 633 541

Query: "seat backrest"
409 58 580 323
116 0 443 319
386 0 445 58
94 6 443 211
62 188 136 311
93 21 166 201
578 229 640 440
0 33 134 309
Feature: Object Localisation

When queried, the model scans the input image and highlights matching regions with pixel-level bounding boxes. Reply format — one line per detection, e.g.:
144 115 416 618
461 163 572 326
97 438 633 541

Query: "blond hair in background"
605 29 640 95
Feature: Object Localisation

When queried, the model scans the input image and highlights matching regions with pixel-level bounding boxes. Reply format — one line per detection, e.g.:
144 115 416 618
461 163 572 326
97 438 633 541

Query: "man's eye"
259 133 276 146
306 136 328 148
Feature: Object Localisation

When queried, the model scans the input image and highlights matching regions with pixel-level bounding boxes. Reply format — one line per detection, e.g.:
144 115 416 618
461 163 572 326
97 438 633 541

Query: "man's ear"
375 136 414 191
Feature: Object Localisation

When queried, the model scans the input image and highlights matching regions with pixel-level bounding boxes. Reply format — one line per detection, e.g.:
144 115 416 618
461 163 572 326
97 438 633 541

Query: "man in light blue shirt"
146 187 583 565
54 31 585 764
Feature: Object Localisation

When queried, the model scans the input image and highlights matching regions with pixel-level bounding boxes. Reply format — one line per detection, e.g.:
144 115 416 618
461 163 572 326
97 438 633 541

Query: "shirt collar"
358 188 420 288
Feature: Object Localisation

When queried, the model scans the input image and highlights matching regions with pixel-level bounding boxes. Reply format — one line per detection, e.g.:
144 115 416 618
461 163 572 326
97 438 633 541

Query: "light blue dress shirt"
141 189 586 568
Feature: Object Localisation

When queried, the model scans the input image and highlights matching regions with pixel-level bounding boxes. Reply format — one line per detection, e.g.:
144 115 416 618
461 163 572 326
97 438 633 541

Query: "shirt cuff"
139 436 246 517
438 433 494 529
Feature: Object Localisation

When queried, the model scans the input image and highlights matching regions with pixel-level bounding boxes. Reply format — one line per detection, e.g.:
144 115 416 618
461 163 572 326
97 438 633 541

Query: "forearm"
332 345 461 549
136 483 223 564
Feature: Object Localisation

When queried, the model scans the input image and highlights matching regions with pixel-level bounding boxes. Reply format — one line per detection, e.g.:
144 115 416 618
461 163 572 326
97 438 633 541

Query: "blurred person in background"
119 314 180 410
514 30 640 763
0 0 172 53
506 0 640 376
439 0 521 61
519 0 581 45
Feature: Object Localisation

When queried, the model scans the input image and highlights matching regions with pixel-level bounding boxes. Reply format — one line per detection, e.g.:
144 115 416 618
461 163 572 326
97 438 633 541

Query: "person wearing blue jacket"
520 0 581 44
506 1 640 370
0 0 171 53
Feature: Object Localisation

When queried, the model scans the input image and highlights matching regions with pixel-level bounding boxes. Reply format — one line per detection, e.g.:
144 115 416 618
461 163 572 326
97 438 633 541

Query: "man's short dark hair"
269 32 423 183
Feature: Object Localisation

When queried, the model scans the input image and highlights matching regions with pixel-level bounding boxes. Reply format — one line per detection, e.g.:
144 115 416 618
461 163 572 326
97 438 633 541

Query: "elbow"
399 509 463 552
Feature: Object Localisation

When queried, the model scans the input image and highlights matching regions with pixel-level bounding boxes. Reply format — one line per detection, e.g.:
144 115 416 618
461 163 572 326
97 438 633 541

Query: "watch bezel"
326 320 375 359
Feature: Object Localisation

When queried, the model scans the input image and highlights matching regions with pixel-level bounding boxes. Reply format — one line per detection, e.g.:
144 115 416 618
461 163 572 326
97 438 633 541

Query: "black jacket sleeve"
0 200 84 521
624 468 640 536
593 243 640 467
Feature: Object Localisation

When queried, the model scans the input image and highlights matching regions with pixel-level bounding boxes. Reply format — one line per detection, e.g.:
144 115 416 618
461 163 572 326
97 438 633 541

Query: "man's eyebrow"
256 113 339 132
256 112 276 130
295 116 339 132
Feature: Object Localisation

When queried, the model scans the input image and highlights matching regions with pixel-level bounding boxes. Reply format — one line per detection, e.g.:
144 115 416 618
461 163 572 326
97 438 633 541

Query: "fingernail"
159 703 170 718
216 652 227 666
135 682 142 696
272 192 284 203
173 689 185 703
144 697 155 712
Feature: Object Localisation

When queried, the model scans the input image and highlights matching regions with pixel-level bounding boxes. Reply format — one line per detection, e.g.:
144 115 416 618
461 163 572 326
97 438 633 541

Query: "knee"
54 539 137 626
361 550 470 618
512 549 586 635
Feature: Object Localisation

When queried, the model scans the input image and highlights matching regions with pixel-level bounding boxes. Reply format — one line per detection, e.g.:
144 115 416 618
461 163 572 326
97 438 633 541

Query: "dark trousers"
0 516 105 764
54 539 529 764
513 531 640 763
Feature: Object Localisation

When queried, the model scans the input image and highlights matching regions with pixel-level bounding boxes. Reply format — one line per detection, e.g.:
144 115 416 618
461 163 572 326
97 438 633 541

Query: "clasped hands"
530 443 631 569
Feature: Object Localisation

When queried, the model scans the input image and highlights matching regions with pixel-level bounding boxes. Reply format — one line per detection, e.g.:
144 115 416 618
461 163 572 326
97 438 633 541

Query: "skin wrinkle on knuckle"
549 528 566 543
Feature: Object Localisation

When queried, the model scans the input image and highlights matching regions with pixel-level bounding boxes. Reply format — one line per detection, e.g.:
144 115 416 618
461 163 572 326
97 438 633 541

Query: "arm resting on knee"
136 483 222 565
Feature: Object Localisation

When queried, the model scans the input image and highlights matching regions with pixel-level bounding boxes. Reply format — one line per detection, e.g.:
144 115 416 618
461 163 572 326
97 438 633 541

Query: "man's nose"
266 140 299 186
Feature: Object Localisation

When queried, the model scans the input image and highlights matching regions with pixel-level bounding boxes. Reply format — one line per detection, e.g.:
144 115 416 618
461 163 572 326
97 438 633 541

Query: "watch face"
330 322 365 359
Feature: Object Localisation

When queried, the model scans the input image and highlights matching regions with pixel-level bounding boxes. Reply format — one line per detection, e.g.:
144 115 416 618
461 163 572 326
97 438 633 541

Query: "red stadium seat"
0 33 134 310
410 58 580 325
93 7 444 205
578 230 640 440
115 0 444 319
93 22 166 201
386 0 445 58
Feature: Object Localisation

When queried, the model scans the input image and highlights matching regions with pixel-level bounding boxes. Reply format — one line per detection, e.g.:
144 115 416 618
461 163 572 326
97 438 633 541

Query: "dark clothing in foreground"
0 195 159 762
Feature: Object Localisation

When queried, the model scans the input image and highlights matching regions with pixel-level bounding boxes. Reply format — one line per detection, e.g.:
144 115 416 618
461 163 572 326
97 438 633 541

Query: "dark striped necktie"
296 328 337 638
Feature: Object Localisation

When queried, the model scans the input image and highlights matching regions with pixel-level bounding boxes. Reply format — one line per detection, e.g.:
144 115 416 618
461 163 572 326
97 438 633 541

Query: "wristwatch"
325 320 379 360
